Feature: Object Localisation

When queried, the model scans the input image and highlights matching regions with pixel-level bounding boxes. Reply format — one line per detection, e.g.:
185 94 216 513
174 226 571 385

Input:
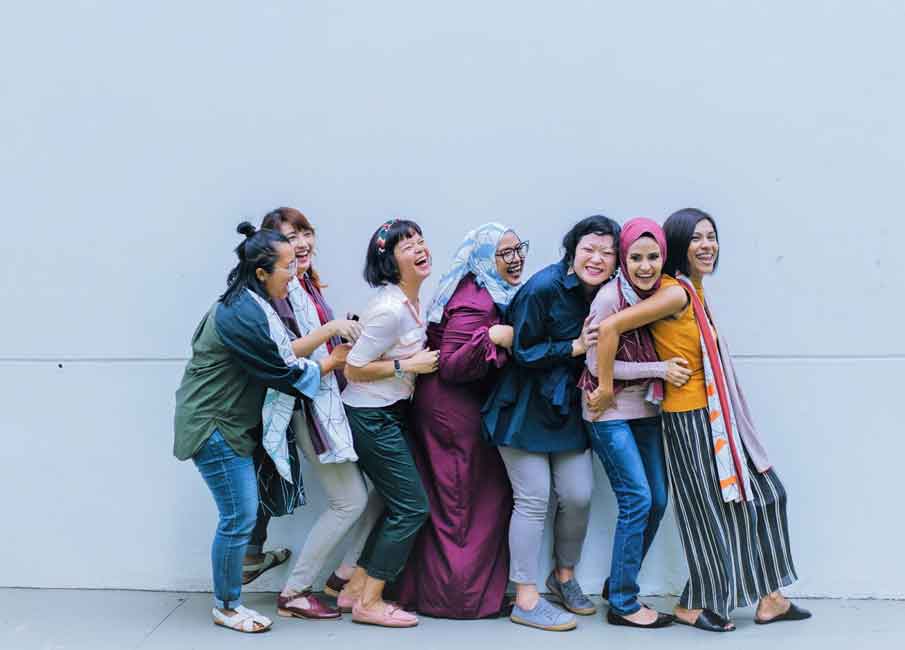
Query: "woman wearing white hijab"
393 223 528 618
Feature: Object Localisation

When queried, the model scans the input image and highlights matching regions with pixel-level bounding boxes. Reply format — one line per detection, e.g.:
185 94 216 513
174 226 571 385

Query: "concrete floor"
1 589 901 650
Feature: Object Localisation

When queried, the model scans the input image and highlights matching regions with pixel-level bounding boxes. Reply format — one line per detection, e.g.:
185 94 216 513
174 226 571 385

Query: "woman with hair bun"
173 223 349 633
335 219 439 628
229 207 384 621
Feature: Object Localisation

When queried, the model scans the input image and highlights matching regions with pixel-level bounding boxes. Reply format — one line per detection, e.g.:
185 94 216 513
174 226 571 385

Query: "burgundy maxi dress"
394 274 513 618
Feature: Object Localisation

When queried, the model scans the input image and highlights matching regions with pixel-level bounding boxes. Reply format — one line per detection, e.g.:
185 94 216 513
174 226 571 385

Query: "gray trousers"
283 411 384 592
498 446 593 585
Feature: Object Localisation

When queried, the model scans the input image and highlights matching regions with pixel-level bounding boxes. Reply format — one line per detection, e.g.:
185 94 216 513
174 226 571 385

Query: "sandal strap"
236 605 272 626
243 549 288 572
212 607 264 632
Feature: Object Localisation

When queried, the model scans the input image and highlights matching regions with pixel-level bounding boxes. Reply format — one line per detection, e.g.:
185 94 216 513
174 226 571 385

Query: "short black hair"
220 222 290 305
363 219 424 287
561 215 621 265
663 208 720 277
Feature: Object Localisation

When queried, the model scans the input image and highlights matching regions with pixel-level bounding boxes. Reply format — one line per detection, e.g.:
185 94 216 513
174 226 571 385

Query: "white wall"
2 1 903 597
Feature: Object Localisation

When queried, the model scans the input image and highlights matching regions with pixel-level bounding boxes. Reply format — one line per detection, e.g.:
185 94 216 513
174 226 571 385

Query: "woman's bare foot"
674 606 734 630
756 591 791 622
622 605 659 625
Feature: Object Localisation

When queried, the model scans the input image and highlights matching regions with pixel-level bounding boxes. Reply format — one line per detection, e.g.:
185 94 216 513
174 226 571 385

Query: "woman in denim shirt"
483 215 621 632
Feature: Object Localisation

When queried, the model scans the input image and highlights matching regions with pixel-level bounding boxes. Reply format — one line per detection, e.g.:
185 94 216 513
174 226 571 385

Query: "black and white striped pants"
663 408 798 619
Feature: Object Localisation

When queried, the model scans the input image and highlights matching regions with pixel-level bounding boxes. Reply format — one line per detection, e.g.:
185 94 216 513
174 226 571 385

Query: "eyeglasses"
496 241 530 264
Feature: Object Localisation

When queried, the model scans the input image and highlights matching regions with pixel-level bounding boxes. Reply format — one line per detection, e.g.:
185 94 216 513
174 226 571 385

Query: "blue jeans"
193 430 259 609
587 416 668 615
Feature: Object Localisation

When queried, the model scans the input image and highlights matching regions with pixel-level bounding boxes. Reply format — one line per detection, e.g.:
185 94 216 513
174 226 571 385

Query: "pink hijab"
618 217 668 298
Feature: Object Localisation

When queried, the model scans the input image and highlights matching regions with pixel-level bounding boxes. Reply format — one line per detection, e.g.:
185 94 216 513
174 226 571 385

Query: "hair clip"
375 219 398 254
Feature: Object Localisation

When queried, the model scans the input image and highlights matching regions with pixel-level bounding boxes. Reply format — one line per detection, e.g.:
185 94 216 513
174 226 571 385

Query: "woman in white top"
337 219 439 628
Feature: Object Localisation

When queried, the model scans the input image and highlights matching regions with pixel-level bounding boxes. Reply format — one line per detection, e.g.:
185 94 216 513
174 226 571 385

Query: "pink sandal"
352 601 418 628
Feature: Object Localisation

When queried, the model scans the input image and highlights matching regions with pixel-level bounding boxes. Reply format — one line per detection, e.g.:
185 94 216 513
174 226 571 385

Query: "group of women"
172 206 813 635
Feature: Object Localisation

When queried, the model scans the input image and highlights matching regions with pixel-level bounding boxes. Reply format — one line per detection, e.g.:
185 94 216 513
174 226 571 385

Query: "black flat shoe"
755 602 812 625
676 609 735 632
607 609 675 628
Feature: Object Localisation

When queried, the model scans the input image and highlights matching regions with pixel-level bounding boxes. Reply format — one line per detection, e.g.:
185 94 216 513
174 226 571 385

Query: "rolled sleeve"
347 307 399 367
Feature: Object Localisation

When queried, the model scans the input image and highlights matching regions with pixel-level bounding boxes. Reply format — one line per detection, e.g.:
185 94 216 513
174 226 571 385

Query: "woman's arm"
344 350 439 382
342 308 438 382
438 301 508 384
290 318 362 359
511 288 594 369
588 284 688 414
291 324 335 359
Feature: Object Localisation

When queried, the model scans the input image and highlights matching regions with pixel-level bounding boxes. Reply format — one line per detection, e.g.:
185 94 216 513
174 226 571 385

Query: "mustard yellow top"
649 275 707 412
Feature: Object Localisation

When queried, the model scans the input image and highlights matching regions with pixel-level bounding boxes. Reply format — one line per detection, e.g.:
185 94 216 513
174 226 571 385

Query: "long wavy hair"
260 207 325 289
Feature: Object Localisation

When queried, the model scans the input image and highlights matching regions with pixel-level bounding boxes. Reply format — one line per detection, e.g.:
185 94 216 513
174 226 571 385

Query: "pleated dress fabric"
662 408 798 618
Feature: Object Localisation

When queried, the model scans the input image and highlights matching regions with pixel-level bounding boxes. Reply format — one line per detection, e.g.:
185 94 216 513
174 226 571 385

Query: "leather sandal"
212 606 272 633
277 591 341 620
242 549 291 585
675 609 735 632
324 572 349 597
755 602 812 625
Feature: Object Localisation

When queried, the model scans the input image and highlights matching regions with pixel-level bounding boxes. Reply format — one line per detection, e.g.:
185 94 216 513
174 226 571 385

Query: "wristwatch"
393 359 405 379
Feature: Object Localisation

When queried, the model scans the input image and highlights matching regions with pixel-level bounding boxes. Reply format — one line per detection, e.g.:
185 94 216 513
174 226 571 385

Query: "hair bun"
236 221 256 238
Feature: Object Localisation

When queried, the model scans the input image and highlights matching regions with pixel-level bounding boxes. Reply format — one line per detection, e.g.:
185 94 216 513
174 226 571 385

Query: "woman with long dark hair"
589 208 811 632
483 215 620 631
173 223 348 633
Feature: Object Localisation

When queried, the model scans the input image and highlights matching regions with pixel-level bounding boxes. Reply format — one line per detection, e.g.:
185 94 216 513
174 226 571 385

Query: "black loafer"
755 602 812 625
676 609 735 632
607 609 675 629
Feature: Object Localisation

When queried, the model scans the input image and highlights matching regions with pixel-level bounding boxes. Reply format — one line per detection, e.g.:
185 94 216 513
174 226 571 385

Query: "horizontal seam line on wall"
1 354 905 363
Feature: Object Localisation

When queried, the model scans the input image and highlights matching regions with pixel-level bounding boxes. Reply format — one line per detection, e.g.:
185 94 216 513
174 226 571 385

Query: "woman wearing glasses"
173 223 348 633
394 224 527 619
483 215 621 631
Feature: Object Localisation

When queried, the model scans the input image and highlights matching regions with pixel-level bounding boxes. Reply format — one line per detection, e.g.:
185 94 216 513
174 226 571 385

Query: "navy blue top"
482 261 593 452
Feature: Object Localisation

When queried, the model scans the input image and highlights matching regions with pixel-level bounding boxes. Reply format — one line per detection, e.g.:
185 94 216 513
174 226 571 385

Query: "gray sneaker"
545 571 597 615
510 597 577 631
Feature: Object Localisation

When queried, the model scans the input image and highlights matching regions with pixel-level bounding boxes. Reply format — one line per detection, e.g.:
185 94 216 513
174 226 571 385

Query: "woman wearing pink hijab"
579 218 690 628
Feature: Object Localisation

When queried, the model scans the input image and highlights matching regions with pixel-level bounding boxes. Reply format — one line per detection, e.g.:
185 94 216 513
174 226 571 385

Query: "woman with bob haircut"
588 208 810 632
483 215 621 632
337 219 440 628
172 223 348 633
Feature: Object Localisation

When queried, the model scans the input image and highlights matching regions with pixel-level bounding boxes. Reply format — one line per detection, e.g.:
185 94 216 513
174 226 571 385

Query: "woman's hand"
319 343 352 375
664 357 692 387
586 386 615 417
572 315 598 357
402 349 440 375
330 319 363 343
488 324 514 350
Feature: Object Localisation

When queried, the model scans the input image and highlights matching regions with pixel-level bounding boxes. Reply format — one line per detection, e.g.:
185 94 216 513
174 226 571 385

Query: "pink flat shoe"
336 590 359 613
352 601 418 628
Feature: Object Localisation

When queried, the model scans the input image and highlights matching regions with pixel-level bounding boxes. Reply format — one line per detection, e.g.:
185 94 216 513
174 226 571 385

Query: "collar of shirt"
383 283 424 325
560 261 582 291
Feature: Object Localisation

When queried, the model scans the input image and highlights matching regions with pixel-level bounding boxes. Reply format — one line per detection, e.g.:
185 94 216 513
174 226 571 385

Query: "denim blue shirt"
482 261 592 452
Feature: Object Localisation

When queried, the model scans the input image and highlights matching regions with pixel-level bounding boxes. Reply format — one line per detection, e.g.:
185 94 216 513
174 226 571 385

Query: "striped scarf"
676 273 752 503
